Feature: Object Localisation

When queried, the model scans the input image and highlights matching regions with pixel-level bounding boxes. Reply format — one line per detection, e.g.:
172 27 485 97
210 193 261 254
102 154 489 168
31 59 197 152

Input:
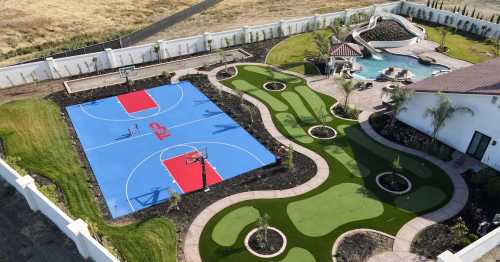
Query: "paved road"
0 180 85 262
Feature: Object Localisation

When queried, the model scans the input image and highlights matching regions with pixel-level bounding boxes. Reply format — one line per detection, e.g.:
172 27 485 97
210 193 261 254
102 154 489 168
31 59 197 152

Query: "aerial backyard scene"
1 1 500 262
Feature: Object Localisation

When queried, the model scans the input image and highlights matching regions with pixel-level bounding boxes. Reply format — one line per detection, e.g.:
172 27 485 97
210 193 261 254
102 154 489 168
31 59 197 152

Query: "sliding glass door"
466 131 491 161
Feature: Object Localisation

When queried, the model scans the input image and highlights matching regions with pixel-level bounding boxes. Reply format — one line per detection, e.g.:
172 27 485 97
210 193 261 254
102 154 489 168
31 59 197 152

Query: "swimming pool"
353 52 449 81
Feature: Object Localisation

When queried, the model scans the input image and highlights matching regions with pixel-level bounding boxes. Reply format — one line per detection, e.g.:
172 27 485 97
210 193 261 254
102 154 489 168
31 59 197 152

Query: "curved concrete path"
358 111 468 254
181 63 330 262
180 63 468 262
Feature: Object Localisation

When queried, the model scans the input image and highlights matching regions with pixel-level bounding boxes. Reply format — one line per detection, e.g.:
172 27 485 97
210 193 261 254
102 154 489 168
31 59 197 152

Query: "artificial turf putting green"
294 85 333 122
281 91 316 125
337 125 432 178
324 145 370 178
276 112 314 144
199 64 454 262
232 79 289 112
280 247 316 262
395 186 447 213
212 206 260 246
287 183 384 237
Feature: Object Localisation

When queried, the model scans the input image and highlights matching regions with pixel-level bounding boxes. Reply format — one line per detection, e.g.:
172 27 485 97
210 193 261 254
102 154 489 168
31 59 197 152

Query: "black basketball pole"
200 156 208 192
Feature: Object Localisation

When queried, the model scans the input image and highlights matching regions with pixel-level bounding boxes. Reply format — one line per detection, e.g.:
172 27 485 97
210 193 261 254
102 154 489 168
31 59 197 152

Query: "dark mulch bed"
378 173 409 192
216 66 237 80
411 224 458 259
248 228 284 256
369 112 454 161
263 81 286 91
360 20 416 42
335 231 394 262
310 125 336 139
412 168 500 259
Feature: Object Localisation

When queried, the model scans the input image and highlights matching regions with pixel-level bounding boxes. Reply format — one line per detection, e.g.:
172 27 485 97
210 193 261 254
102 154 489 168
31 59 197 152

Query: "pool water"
353 52 448 81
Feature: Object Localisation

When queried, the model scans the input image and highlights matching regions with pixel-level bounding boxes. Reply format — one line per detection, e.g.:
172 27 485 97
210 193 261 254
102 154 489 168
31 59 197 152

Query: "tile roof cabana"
330 43 363 58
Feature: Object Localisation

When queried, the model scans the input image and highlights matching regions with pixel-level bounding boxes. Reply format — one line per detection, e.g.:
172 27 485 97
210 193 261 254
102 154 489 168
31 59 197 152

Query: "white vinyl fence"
0 158 120 262
0 1 401 89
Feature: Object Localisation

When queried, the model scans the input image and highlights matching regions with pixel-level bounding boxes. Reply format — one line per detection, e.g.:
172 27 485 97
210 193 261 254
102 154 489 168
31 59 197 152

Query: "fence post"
105 48 117 69
344 9 352 25
203 32 212 51
243 26 250 44
157 40 168 60
67 219 92 259
279 20 287 36
15 176 39 211
45 57 58 79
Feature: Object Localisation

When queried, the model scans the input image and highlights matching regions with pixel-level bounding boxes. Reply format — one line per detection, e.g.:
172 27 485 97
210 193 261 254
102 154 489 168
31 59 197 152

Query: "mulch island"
335 231 394 262
247 228 285 256
377 172 410 193
216 66 237 80
359 20 416 42
263 81 286 91
309 125 337 139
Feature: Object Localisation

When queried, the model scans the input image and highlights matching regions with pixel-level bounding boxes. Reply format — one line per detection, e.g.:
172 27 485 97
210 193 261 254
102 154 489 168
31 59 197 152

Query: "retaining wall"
0 158 120 262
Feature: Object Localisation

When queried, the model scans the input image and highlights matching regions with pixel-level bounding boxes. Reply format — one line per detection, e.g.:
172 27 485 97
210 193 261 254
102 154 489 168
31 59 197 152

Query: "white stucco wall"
397 92 500 171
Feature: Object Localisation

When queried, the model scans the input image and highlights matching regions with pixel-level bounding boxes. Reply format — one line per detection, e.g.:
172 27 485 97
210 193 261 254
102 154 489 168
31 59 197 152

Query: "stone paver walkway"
359 111 469 255
182 63 330 262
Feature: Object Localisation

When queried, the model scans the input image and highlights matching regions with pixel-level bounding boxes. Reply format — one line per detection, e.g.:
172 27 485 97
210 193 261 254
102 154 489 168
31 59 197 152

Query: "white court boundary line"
79 83 184 122
84 113 225 152
125 141 266 212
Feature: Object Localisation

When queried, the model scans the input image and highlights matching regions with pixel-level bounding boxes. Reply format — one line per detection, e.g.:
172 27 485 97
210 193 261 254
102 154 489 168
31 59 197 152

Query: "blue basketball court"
66 81 276 218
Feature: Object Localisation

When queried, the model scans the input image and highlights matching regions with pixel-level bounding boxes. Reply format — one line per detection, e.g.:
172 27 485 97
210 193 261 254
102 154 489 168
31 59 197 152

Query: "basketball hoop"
119 66 137 83
186 148 210 192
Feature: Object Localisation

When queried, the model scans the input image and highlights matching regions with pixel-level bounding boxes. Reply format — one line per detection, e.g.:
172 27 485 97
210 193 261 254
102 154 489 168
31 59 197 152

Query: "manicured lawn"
266 30 331 75
419 23 498 64
198 65 454 261
0 99 177 262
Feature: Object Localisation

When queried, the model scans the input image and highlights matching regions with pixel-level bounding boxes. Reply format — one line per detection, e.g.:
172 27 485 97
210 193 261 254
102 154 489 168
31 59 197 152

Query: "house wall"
398 92 500 171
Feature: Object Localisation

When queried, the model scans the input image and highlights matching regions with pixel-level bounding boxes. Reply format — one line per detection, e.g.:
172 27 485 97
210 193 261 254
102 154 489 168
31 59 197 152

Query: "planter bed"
369 112 454 161
335 231 394 262
245 227 286 258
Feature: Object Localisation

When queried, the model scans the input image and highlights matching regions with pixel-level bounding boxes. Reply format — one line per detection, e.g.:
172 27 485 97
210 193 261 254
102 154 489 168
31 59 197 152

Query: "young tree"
494 37 500 57
92 57 99 73
382 85 414 127
313 32 330 65
256 212 271 249
241 103 254 127
392 154 403 175
438 27 449 51
166 189 181 213
424 93 474 142
153 44 161 64
217 49 228 73
339 80 354 110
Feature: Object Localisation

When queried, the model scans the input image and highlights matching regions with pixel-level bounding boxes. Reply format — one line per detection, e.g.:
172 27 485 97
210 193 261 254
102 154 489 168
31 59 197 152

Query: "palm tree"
382 85 414 127
313 32 330 64
256 212 270 248
438 27 449 52
424 93 474 141
339 80 354 110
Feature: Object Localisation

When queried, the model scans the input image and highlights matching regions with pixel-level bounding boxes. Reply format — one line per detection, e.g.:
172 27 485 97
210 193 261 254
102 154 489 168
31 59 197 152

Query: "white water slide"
352 13 425 57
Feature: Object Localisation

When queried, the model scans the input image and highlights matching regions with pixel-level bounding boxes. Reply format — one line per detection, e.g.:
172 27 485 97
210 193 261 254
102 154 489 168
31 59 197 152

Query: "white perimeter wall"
0 1 401 89
398 92 500 171
0 158 120 262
